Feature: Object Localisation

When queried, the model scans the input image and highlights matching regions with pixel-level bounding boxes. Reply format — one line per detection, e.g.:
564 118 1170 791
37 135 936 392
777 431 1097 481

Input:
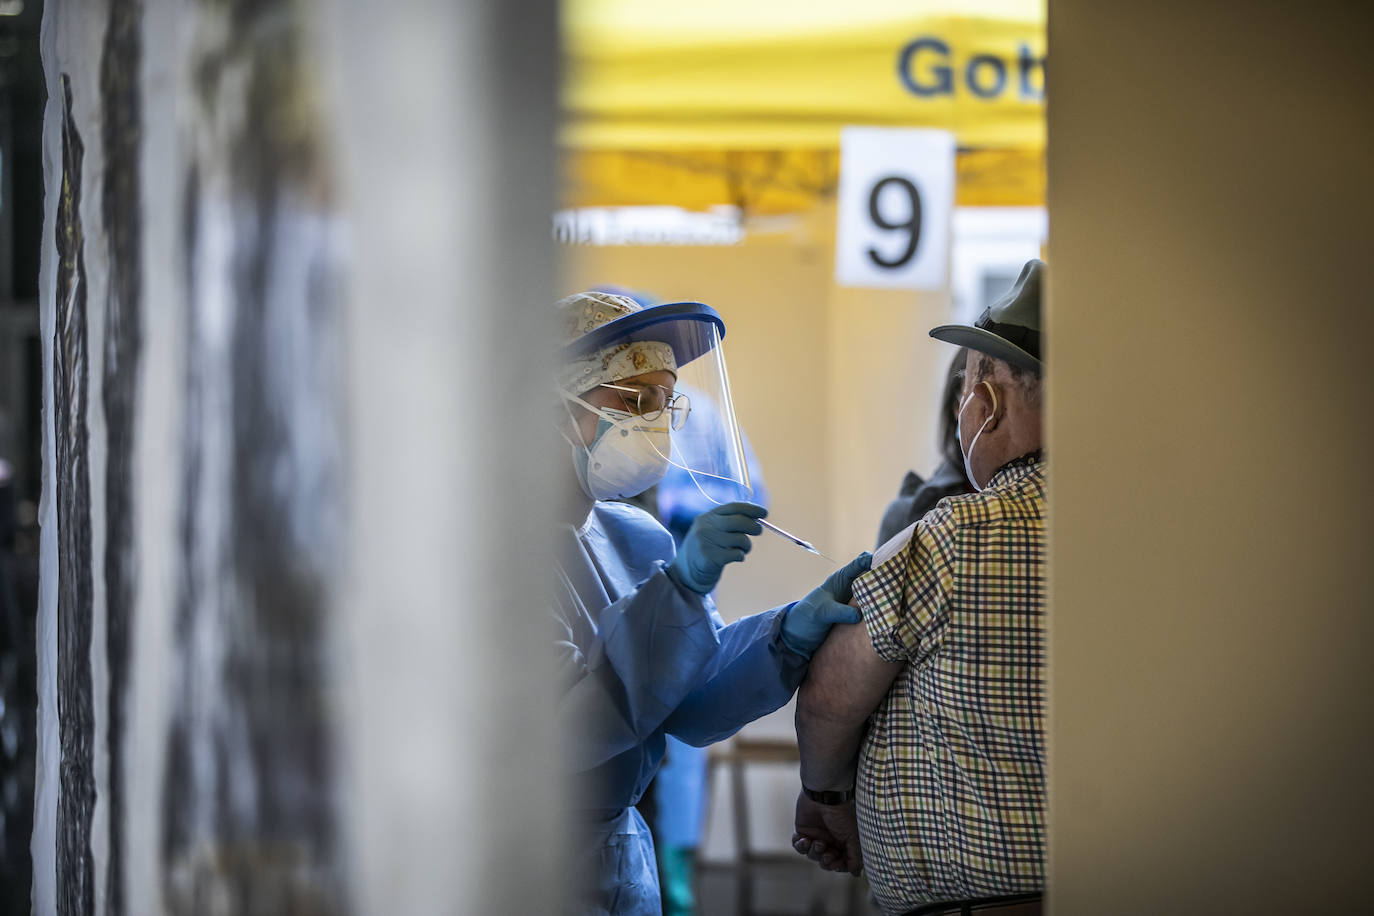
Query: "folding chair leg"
732 757 751 915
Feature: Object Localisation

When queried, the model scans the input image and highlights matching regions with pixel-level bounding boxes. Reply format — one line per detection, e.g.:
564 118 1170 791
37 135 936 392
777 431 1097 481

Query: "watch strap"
802 785 855 805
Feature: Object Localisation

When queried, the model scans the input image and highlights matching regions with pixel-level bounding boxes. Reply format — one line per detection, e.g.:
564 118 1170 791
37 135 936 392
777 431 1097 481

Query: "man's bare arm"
795 611 904 791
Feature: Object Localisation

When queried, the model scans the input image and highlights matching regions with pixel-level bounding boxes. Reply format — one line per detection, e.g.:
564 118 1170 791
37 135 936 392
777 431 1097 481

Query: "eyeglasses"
599 383 692 430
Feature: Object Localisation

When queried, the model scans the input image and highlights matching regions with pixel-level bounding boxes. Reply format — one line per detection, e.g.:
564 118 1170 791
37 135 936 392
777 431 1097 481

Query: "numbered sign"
835 127 955 290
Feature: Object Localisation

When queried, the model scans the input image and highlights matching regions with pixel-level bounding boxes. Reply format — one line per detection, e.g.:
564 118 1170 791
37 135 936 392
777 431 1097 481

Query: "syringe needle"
759 518 831 560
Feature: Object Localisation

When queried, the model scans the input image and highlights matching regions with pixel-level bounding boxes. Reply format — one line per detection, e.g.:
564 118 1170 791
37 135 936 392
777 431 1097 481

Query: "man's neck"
978 421 1042 482
995 405 1042 467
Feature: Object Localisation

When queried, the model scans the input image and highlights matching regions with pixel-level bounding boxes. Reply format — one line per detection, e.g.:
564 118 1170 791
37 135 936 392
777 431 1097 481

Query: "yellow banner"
562 1 1046 151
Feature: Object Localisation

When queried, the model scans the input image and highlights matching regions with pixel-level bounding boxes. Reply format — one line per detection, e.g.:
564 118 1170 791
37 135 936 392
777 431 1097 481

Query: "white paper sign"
835 127 955 290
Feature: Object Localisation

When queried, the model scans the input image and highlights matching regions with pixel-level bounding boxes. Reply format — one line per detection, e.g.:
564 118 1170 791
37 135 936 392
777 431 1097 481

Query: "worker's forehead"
610 369 676 388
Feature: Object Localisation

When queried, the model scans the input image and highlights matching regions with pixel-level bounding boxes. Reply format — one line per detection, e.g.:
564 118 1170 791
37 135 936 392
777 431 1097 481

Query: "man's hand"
791 792 863 876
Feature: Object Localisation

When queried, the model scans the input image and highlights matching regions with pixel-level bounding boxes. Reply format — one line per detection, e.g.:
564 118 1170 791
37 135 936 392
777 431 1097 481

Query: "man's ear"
975 380 1002 431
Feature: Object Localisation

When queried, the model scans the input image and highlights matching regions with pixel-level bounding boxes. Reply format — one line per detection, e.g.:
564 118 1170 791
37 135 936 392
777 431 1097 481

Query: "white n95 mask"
572 408 672 500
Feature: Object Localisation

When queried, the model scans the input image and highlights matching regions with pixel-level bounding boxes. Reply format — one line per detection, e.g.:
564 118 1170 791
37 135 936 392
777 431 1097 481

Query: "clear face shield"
559 303 752 504
656 323 752 502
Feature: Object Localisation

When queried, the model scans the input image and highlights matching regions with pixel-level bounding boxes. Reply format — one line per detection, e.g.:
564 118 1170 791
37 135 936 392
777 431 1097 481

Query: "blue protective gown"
556 501 806 915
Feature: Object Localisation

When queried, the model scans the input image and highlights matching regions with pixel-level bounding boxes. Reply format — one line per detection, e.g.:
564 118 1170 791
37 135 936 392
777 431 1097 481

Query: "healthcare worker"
554 291 870 915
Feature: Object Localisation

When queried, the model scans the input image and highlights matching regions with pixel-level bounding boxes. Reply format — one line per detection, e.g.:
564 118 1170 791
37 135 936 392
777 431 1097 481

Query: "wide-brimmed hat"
930 259 1044 375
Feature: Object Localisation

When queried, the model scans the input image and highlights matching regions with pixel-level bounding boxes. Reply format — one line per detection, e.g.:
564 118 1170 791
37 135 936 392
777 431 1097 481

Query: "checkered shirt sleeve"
852 506 956 666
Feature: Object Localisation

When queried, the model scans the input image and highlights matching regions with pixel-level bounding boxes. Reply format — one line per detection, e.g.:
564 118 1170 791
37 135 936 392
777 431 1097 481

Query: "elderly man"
791 261 1048 915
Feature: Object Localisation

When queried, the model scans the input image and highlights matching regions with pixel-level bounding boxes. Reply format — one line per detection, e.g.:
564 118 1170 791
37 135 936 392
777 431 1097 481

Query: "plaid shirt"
851 453 1046 913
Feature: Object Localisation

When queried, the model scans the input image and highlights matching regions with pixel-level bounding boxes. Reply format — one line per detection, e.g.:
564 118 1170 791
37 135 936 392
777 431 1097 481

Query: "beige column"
1047 1 1374 911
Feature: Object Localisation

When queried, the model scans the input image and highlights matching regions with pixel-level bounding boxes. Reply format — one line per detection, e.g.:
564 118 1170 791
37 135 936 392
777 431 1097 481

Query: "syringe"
759 517 831 560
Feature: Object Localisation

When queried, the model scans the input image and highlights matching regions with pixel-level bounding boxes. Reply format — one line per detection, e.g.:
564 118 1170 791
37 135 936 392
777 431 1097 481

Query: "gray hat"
930 259 1044 375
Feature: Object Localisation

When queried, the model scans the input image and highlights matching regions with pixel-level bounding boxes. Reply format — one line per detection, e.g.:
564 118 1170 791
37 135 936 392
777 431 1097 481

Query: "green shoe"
658 843 697 916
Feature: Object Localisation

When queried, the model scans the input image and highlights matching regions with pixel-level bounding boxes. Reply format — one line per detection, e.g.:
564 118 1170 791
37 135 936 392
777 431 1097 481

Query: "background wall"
1047 0 1374 911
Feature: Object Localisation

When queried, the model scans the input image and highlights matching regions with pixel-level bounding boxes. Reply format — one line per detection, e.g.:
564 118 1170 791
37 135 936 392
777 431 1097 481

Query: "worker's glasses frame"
599 383 691 430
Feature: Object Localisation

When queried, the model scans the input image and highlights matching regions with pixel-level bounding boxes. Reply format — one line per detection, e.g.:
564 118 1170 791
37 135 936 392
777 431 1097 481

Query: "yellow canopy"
563 0 1045 150
561 0 1045 211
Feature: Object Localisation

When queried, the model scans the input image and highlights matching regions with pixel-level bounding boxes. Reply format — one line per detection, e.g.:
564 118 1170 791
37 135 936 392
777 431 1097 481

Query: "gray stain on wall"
160 5 346 911
54 73 95 916
98 2 143 913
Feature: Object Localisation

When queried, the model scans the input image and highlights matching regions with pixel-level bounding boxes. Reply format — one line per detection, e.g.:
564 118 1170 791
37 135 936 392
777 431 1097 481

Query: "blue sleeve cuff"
774 601 812 660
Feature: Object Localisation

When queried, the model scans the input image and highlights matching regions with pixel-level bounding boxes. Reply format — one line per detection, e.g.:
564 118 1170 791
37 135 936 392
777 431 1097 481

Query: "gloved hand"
667 502 768 595
781 551 873 658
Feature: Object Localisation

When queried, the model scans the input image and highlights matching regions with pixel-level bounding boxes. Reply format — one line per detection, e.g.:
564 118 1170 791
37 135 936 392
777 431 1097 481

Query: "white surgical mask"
562 398 672 500
956 381 997 492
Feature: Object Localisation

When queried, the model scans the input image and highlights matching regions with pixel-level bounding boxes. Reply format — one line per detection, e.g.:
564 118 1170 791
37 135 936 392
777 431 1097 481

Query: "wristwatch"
802 785 855 805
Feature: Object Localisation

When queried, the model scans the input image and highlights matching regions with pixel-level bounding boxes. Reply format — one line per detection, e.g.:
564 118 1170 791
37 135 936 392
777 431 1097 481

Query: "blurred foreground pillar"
35 2 560 914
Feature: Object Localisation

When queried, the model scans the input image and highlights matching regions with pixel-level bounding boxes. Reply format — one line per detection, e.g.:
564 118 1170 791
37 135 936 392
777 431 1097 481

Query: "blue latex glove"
667 502 768 595
781 551 873 658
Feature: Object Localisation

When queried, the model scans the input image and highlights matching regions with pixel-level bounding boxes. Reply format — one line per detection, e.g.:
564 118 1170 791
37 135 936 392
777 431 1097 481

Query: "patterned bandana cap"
556 291 678 395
